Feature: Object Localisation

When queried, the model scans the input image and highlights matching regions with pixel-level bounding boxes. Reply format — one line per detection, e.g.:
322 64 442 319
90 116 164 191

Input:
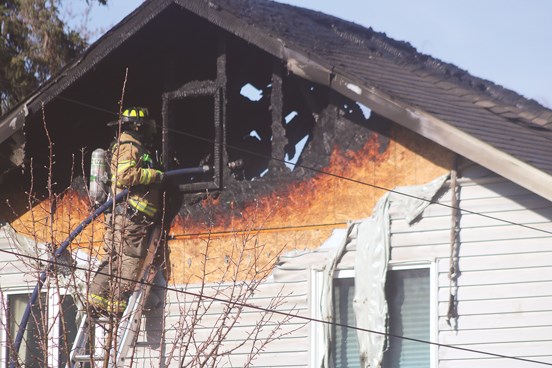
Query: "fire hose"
10 165 210 367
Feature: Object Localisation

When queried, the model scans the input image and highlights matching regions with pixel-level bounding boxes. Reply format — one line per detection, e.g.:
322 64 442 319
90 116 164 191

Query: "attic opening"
225 36 330 180
280 77 322 171
283 111 308 170
227 81 271 180
226 37 274 181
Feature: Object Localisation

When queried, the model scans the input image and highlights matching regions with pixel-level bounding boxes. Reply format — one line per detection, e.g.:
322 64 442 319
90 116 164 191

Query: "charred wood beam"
216 35 227 188
161 33 227 194
269 61 286 172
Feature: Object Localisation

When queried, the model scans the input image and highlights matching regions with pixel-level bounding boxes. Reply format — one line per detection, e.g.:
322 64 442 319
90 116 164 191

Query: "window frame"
162 83 223 193
0 287 76 368
309 260 437 368
161 38 227 194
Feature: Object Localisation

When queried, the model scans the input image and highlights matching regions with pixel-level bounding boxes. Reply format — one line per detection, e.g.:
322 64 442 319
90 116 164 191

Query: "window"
162 84 223 192
383 268 431 367
161 38 225 193
3 291 78 368
6 293 47 368
311 264 434 368
332 277 359 367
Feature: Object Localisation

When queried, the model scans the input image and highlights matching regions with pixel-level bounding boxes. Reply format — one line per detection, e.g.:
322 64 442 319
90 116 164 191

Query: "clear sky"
80 0 552 108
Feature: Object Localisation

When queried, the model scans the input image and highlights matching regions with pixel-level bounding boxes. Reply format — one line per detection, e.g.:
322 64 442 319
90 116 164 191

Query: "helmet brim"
106 118 155 127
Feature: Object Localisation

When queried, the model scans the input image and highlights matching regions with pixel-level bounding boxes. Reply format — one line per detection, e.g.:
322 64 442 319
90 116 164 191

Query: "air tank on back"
89 148 109 205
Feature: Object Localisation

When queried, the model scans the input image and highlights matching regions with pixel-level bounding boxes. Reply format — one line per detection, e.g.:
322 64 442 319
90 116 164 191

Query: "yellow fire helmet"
108 107 156 134
121 107 149 124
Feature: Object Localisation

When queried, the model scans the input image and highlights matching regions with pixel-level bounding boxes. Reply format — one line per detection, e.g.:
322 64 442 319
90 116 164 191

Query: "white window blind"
333 277 360 368
7 294 47 368
332 268 430 368
383 268 430 368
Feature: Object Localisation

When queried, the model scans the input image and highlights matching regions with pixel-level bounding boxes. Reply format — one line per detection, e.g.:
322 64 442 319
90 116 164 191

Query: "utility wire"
14 94 549 363
14 224 350 254
159 119 552 237
14 222 348 246
1 246 551 367
46 94 552 237
10 80 549 365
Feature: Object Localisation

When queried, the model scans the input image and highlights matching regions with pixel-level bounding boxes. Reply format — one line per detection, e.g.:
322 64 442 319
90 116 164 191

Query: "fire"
168 126 453 283
11 189 105 256
10 125 452 284
172 130 401 237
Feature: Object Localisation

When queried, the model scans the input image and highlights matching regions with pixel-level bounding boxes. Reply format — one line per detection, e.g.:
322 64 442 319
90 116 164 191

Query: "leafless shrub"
2 85 301 368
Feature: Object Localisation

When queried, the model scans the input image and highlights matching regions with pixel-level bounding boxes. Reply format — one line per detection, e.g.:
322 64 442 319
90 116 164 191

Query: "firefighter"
88 107 164 316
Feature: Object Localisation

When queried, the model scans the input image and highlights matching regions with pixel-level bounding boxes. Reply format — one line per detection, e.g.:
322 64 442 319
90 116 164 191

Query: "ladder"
70 226 163 367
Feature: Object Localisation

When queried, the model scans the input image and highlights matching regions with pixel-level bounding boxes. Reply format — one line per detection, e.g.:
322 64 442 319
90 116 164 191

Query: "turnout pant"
89 211 154 313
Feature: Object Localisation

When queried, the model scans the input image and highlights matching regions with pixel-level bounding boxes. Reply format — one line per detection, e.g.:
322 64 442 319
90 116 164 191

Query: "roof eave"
280 46 552 200
2 0 550 201
0 0 173 146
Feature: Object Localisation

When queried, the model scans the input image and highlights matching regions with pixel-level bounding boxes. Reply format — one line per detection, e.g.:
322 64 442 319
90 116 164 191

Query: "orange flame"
10 125 452 283
169 126 452 282
11 190 104 248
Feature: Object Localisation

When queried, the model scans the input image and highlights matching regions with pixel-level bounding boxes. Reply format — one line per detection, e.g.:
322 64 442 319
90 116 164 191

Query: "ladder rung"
93 317 110 324
71 229 163 366
135 341 159 348
72 354 105 362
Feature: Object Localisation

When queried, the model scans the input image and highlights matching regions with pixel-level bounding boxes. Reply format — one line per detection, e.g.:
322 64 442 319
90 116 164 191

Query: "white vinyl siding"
132 279 311 367
2 166 552 367
133 168 552 367
390 168 552 367
0 236 38 289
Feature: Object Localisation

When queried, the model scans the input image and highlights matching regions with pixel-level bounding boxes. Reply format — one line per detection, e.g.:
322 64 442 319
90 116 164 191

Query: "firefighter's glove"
155 170 165 184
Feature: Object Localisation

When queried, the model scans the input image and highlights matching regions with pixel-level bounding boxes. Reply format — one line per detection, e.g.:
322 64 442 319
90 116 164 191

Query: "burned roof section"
209 0 550 122
178 0 552 186
1 0 552 200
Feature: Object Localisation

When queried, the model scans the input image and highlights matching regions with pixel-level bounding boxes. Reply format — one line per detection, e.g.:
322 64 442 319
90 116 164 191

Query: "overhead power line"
5 72 549 366
46 95 552 237
10 93 550 363
157 116 552 237
2 246 552 366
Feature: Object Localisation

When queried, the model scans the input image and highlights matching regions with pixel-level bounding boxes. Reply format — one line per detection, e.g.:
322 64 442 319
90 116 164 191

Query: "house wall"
3 9 459 287
0 228 38 289
133 279 310 367
365 165 552 367
10 122 454 285
3 22 454 285
138 124 453 284
3 163 552 367
134 164 551 367
429 167 552 367
0 228 42 367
